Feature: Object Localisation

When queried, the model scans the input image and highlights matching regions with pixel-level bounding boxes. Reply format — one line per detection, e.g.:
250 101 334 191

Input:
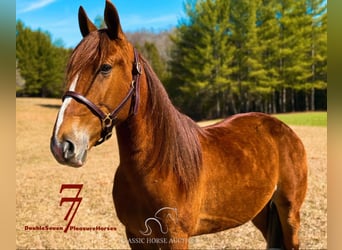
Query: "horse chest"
113 167 175 228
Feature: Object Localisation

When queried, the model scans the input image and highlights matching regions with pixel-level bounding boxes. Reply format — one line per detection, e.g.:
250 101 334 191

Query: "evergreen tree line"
16 21 72 97
168 0 327 120
16 0 327 121
15 19 168 98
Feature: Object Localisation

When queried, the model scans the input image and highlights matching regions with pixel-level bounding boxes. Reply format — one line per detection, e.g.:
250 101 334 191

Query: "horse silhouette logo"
140 207 178 236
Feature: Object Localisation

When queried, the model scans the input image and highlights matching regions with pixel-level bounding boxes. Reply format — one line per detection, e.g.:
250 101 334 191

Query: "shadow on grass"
38 104 61 109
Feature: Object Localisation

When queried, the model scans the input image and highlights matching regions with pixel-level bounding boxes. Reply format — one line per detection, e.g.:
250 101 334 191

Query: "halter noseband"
62 48 141 146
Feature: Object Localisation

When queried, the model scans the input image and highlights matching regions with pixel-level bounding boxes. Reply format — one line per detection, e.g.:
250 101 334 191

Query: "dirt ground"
16 98 327 249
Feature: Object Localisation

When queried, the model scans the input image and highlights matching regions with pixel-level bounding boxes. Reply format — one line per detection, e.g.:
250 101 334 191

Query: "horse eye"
100 64 112 74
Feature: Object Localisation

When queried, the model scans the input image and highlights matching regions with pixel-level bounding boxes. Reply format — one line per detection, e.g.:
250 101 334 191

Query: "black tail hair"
267 200 283 249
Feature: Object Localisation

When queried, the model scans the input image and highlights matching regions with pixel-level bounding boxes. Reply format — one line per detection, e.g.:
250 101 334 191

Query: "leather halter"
62 48 141 146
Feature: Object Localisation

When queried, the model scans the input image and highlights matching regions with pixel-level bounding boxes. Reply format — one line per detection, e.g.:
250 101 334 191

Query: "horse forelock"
65 30 129 87
141 57 203 192
66 32 99 84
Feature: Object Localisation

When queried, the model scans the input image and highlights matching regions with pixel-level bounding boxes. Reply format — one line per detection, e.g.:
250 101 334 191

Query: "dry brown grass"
16 98 326 249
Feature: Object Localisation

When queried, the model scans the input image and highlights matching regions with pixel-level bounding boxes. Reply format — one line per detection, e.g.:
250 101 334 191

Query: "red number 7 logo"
60 184 83 233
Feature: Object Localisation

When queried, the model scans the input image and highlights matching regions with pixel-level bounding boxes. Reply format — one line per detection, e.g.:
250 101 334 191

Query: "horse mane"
141 56 203 192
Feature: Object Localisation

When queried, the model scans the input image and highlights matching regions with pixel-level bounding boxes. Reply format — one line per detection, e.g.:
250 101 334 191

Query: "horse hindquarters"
271 123 308 250
252 119 307 250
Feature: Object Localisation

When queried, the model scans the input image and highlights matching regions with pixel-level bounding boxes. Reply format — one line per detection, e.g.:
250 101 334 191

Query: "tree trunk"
272 90 277 114
231 96 238 114
216 93 221 118
311 87 315 111
305 92 309 111
282 88 287 113
291 89 295 112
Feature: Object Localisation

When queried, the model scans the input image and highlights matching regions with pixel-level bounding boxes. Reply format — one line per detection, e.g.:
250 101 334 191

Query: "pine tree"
277 0 315 112
290 0 312 111
229 0 268 113
276 0 293 111
229 0 247 113
170 0 234 119
244 0 265 112
307 0 327 110
257 0 282 113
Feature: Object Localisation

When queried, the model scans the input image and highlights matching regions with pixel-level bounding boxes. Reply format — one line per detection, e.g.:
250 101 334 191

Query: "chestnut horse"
50 1 307 249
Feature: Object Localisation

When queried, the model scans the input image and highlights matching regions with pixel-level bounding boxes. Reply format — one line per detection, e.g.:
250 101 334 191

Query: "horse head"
50 0 140 167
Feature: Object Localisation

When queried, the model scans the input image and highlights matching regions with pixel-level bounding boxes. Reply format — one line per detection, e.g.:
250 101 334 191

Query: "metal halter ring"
102 114 114 128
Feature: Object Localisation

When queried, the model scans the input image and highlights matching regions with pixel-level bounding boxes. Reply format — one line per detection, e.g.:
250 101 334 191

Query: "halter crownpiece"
62 48 141 146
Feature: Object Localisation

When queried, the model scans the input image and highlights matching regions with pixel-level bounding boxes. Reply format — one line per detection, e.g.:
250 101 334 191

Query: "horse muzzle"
50 136 88 167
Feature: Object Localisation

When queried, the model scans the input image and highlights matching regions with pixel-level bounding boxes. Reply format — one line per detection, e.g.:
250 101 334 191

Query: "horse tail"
267 200 283 249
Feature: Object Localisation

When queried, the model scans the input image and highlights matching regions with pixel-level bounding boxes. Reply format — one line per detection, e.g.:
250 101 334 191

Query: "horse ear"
104 0 125 40
78 6 97 37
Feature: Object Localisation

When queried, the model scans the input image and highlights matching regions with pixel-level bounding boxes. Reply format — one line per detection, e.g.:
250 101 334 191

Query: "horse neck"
115 60 202 190
114 69 153 166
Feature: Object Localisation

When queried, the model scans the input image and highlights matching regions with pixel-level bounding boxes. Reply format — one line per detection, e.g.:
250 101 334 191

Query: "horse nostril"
62 140 76 160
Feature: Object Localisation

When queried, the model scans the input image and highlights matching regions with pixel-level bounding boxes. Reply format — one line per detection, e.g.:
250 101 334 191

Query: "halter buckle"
104 132 112 141
95 131 112 146
133 62 142 75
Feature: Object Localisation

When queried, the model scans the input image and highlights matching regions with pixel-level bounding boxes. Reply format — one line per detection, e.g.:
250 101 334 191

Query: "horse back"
201 112 307 187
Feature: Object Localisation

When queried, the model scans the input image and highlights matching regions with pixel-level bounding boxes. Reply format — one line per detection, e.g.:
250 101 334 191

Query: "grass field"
16 98 327 249
273 112 327 127
199 111 327 127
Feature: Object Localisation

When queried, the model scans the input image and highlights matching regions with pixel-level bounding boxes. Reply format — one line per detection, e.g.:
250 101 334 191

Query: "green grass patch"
273 112 327 127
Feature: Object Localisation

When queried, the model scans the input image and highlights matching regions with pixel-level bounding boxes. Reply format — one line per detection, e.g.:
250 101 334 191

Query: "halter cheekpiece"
62 48 141 146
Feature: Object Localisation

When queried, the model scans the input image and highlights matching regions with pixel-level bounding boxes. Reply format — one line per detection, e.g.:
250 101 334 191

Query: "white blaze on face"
54 74 79 138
